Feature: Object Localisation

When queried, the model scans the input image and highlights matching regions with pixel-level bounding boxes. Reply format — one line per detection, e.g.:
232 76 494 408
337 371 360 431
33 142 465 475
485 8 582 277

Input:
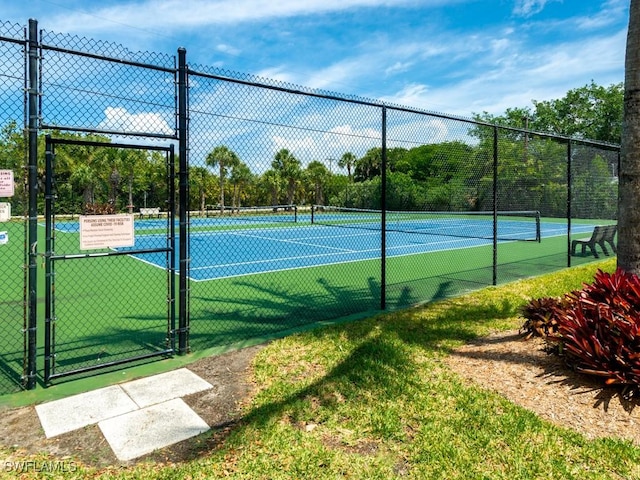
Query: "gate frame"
43 135 177 384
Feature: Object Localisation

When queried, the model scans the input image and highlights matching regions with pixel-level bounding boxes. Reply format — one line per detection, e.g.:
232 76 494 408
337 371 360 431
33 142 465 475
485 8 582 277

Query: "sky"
0 0 630 120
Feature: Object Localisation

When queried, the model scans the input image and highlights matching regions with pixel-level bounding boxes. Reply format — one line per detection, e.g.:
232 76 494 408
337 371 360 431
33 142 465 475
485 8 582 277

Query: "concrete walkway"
35 368 212 461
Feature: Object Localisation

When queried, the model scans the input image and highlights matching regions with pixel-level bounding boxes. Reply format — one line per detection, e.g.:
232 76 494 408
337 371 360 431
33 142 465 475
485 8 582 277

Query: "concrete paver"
121 368 213 407
35 385 139 438
34 369 213 460
99 397 210 461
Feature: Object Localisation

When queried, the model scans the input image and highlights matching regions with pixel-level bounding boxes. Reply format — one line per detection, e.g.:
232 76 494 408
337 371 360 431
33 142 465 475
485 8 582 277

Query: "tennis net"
206 204 298 223
311 206 541 242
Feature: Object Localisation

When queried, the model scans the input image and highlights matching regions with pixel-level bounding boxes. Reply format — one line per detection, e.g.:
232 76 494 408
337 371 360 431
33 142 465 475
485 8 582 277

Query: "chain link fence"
0 18 620 394
0 21 27 395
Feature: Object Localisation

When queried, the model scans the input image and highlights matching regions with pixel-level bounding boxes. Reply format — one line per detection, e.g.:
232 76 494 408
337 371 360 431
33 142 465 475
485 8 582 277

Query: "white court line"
189 236 473 272
228 230 360 252
189 248 373 271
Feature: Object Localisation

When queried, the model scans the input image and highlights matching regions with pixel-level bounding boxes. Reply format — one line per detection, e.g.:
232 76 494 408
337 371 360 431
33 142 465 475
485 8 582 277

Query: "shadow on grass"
169 280 524 464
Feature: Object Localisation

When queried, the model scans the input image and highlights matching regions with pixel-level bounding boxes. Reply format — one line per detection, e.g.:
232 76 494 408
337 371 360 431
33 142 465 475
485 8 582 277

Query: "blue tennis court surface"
120 220 597 281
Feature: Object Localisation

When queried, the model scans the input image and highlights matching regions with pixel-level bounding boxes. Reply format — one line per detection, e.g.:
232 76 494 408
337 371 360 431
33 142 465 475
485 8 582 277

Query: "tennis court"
0 207 612 392
92 207 598 281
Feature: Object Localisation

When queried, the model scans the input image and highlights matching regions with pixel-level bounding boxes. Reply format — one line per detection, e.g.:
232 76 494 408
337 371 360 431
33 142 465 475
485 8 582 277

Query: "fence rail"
0 18 620 395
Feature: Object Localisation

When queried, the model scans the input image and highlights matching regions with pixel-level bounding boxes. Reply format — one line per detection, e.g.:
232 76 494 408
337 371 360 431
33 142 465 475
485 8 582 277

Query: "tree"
0 122 29 215
619 0 640 275
354 147 382 181
533 82 623 144
305 161 330 205
474 83 624 144
338 152 356 181
190 166 216 214
272 149 302 205
117 148 148 213
261 169 281 206
229 161 253 210
56 136 112 212
206 145 240 213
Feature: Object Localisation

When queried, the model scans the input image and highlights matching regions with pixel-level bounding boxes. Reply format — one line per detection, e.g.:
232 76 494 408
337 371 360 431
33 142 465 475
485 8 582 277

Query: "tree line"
0 82 620 220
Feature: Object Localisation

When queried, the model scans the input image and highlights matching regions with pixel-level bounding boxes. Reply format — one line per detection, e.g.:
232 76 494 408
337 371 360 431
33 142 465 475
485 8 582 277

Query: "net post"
293 205 297 223
311 205 315 224
535 210 541 243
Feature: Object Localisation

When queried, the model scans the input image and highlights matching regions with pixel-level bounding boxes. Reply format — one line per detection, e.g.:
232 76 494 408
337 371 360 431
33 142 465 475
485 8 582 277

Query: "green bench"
571 224 617 259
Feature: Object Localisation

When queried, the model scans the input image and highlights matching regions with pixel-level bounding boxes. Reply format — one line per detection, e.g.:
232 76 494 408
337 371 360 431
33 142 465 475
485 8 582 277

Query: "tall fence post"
26 19 39 390
177 47 189 354
380 106 387 310
567 140 572 268
492 126 498 286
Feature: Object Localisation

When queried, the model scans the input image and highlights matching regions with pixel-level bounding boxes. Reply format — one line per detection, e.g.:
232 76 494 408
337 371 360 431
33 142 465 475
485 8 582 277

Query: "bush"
519 296 566 340
521 268 640 398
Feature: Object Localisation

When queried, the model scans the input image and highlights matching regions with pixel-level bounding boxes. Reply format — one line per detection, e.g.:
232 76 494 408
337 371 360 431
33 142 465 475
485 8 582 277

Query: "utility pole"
523 116 529 163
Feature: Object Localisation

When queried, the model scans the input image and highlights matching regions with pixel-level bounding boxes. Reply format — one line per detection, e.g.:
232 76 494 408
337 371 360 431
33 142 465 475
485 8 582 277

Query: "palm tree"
70 163 98 207
118 148 147 213
190 166 216 214
306 161 330 205
261 169 281 206
272 149 302 205
619 0 640 275
229 161 253 211
338 152 356 182
355 147 382 181
206 145 240 213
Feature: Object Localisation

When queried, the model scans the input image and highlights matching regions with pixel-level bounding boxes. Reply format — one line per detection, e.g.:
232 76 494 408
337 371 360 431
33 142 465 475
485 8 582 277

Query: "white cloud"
380 23 626 117
385 61 414 76
216 44 241 56
46 0 433 34
254 67 298 84
98 107 174 135
513 0 554 17
272 135 316 153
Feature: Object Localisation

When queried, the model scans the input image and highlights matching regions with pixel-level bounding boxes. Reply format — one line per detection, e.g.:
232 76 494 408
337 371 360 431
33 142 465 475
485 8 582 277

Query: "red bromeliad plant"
519 296 566 340
521 268 640 398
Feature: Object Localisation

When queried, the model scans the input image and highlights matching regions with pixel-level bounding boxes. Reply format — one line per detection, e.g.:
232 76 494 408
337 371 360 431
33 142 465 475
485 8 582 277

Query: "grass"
5 257 640 479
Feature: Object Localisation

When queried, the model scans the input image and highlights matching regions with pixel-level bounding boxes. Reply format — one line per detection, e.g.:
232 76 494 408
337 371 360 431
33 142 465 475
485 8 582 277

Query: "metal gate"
43 136 176 383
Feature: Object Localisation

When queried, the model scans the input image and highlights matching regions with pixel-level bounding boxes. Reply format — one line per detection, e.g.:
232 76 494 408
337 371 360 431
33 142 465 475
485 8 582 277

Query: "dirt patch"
0 345 264 467
444 330 640 443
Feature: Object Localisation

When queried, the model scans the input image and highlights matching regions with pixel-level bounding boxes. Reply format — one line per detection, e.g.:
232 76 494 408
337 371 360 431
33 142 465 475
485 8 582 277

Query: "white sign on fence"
0 170 14 197
79 214 135 250
0 203 10 222
0 231 7 245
